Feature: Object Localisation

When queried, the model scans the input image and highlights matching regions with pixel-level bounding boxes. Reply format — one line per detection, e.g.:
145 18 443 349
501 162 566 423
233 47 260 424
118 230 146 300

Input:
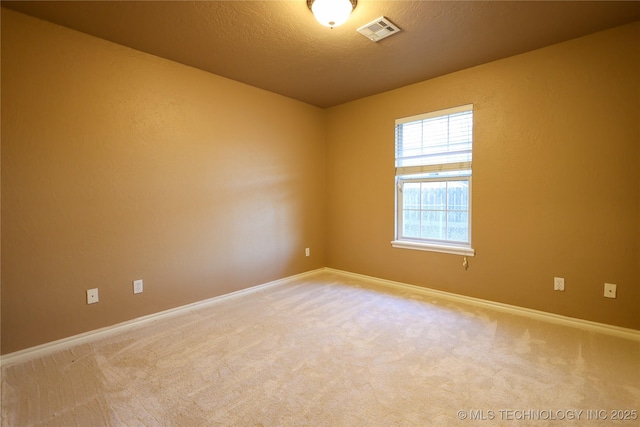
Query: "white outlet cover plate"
554 277 564 291
133 279 143 294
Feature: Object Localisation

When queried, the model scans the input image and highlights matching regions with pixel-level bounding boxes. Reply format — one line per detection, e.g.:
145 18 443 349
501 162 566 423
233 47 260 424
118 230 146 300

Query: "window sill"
391 240 475 257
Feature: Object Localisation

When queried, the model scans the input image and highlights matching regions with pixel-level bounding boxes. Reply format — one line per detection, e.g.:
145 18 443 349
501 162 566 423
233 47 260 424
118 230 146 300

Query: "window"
392 105 475 256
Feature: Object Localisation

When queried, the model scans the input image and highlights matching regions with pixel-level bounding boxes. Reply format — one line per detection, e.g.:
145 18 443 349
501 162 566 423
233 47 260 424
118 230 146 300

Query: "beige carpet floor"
2 270 639 426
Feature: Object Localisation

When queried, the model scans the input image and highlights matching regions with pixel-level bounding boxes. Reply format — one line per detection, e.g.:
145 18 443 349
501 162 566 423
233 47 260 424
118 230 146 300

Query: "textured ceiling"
3 1 640 108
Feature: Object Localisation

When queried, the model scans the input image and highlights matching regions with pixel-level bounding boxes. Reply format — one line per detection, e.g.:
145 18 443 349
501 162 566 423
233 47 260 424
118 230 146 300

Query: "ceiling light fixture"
307 0 357 29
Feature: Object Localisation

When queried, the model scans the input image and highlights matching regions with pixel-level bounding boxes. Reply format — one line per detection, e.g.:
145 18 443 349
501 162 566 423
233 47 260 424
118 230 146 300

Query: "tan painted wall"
1 9 638 355
1 10 326 354
326 21 640 330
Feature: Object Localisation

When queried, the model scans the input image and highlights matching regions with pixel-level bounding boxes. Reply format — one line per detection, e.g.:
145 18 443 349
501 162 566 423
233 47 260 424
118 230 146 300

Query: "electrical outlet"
554 277 565 291
87 288 99 304
604 283 616 299
133 279 143 294
305 247 310 257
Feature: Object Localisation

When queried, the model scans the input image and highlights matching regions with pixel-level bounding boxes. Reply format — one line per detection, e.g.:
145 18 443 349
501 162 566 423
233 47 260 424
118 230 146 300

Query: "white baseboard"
324 268 640 342
0 269 325 367
4 266 638 367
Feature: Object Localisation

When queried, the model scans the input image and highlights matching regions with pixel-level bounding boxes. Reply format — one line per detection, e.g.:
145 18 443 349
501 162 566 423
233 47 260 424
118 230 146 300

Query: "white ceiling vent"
357 16 401 42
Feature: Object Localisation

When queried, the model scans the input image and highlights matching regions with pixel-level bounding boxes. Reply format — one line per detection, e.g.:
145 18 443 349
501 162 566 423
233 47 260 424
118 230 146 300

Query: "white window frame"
391 105 476 257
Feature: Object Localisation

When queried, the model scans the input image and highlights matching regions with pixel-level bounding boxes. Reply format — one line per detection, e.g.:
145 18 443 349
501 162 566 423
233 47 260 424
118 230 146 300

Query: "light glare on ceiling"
308 0 357 28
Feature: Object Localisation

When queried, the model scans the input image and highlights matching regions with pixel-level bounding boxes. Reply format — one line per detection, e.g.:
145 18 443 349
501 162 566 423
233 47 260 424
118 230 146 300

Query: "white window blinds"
395 104 473 176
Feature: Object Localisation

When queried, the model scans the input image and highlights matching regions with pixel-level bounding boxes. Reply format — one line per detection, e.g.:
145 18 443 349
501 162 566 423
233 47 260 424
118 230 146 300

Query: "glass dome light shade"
311 0 354 28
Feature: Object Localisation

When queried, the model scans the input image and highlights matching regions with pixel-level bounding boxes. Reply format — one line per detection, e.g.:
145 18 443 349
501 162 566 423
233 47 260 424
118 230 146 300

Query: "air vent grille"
357 16 401 42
